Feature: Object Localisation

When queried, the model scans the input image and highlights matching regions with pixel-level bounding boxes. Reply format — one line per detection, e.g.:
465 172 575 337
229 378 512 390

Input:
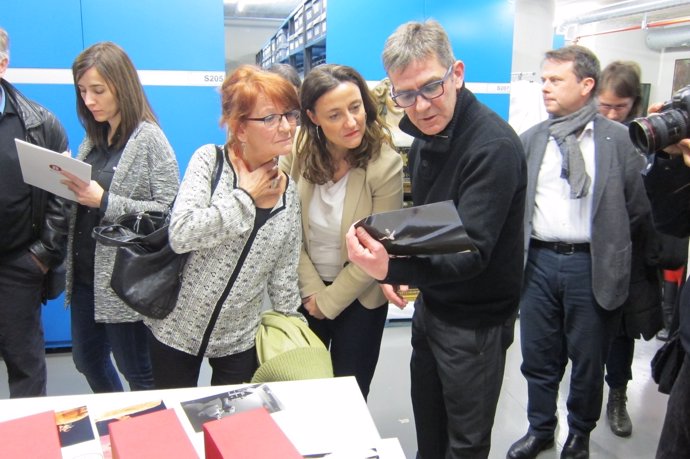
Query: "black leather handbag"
651 331 686 394
93 210 186 319
354 200 477 256
92 145 225 319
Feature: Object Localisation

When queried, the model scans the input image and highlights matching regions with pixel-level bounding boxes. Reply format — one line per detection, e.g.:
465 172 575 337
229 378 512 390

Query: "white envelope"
15 138 91 202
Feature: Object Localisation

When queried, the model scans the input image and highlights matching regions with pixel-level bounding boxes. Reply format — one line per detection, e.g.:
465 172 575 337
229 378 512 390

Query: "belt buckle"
556 242 575 255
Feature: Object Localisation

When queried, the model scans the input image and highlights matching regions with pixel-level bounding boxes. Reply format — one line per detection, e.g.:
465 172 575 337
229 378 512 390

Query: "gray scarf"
548 100 598 199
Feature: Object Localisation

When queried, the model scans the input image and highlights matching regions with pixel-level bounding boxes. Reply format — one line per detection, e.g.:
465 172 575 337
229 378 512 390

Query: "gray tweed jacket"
145 144 303 358
522 114 650 310
65 121 179 322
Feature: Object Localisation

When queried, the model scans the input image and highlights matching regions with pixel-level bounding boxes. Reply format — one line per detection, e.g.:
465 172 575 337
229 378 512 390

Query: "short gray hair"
382 19 455 74
0 28 9 61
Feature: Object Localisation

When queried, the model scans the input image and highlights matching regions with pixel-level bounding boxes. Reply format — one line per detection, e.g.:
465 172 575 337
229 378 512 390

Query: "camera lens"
629 109 689 154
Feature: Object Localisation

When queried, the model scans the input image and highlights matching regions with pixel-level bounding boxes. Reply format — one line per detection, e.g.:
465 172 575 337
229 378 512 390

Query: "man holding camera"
641 102 690 459
507 45 650 459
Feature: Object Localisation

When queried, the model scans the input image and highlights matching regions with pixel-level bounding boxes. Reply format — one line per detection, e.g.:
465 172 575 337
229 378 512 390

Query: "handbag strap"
154 144 224 220
92 224 142 247
93 146 224 247
212 145 224 194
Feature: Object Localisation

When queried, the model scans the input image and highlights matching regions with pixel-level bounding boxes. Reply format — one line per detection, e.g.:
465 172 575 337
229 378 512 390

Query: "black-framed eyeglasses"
390 65 454 108
246 110 300 128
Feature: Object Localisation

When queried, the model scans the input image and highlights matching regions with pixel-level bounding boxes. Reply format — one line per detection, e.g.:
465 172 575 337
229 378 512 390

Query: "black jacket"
384 88 527 328
643 153 690 353
2 79 69 269
619 215 663 340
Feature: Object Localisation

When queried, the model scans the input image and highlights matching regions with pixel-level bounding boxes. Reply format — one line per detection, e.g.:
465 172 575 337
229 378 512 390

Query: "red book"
0 411 61 459
109 408 198 459
204 407 301 459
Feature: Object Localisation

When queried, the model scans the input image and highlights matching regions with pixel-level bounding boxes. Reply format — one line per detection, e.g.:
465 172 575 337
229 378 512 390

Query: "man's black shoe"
561 433 589 459
506 433 554 459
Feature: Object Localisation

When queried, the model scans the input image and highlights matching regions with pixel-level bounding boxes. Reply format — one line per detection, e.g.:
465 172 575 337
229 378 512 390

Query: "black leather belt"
530 239 590 255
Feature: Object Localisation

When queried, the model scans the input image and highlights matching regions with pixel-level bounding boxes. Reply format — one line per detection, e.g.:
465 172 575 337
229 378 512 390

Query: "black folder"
354 200 477 256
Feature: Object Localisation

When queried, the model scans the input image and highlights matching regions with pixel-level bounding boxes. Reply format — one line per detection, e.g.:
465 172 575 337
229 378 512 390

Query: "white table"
0 376 404 458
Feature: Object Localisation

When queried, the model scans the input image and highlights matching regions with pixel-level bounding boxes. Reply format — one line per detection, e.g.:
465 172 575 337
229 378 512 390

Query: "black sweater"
384 88 527 328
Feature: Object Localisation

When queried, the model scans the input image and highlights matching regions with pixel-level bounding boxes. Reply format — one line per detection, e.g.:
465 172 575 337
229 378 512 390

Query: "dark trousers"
71 282 154 392
0 252 47 398
520 247 620 438
302 299 387 400
411 299 515 459
605 334 634 389
657 353 690 458
148 331 257 388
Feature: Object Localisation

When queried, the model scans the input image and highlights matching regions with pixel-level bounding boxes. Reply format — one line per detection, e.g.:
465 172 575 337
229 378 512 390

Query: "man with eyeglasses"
506 46 650 459
596 60 666 441
346 19 527 458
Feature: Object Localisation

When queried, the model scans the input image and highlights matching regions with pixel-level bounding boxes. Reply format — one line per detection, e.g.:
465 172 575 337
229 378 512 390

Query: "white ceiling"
223 0 302 20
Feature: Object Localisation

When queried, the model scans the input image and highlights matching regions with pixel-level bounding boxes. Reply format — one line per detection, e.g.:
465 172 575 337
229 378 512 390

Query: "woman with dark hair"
145 65 304 388
60 42 179 392
281 64 403 399
597 60 642 124
597 60 664 439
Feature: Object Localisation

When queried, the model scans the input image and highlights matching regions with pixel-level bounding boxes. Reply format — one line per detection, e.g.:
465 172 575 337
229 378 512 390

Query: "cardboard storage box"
0 411 62 459
203 407 301 459
0 411 61 459
109 408 198 459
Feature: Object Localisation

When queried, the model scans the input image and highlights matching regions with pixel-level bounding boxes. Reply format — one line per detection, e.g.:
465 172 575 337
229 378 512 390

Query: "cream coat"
281 143 404 319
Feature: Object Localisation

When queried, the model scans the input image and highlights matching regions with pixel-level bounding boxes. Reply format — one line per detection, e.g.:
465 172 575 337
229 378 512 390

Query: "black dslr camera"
629 84 690 154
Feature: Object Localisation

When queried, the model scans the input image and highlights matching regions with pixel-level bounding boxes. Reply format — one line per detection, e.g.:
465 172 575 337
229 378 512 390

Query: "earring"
315 125 322 143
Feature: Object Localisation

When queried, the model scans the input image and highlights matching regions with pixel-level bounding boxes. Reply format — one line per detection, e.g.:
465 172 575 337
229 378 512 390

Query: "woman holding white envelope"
60 42 179 393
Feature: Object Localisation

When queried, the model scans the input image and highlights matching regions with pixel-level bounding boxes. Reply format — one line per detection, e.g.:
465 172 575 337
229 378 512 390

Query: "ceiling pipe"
572 16 690 41
559 0 690 27
646 23 690 49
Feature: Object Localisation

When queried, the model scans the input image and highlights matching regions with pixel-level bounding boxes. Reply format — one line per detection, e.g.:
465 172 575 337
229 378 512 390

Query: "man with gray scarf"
507 45 650 459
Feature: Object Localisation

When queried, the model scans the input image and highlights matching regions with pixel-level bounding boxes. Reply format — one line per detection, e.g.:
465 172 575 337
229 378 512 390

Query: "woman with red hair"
145 65 304 388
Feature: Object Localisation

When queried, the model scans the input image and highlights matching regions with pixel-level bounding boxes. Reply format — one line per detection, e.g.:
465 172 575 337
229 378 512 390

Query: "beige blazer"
280 143 404 319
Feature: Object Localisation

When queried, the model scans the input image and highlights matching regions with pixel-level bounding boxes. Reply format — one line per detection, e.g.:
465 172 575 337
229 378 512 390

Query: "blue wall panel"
1 0 83 68
3 0 85 155
325 0 513 119
80 0 226 168
425 0 514 118
80 0 225 71
473 93 510 120
42 294 71 348
146 86 226 172
325 0 424 80
425 0 514 82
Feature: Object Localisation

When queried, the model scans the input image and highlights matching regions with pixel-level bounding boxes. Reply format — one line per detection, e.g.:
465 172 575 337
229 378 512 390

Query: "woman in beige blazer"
281 64 403 399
